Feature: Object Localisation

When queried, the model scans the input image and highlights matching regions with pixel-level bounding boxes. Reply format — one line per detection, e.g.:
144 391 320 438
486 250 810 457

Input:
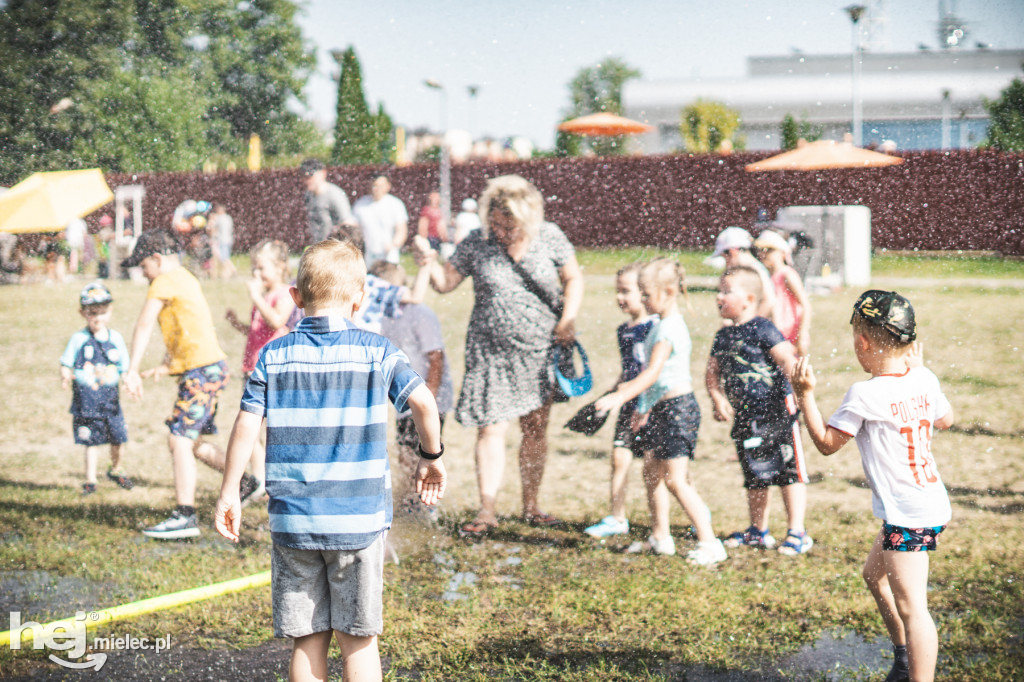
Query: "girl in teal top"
596 259 727 566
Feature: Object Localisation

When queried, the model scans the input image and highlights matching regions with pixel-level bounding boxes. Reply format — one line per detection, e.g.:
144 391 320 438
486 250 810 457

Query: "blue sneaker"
584 515 629 538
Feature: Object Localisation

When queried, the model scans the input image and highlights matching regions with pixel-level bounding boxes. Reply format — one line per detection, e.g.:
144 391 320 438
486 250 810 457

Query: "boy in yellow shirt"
122 231 262 539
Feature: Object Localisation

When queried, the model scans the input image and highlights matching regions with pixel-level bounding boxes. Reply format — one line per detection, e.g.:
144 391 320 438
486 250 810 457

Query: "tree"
680 100 741 153
0 0 316 182
984 72 1024 151
553 127 583 158
780 113 823 150
331 46 388 165
200 0 315 148
71 67 218 173
372 103 395 165
561 57 641 156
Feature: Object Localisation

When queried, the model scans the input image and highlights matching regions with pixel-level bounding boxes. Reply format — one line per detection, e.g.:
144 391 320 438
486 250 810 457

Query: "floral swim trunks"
166 361 229 440
882 522 946 552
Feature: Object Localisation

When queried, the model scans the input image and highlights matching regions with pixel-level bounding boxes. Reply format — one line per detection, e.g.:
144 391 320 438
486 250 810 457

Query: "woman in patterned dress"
420 175 584 536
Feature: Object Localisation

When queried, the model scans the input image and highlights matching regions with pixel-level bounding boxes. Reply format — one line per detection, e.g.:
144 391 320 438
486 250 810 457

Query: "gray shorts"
271 532 386 639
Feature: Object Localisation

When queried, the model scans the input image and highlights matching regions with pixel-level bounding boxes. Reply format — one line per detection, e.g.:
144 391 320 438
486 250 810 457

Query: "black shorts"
732 415 807 489
612 402 643 456
396 414 446 450
73 414 128 447
636 393 701 460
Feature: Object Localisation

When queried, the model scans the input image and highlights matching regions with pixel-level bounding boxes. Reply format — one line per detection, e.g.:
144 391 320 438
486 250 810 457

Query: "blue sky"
295 0 1024 150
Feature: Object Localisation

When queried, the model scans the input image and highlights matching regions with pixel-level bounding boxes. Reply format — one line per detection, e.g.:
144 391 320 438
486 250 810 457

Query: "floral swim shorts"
882 522 946 552
166 361 229 440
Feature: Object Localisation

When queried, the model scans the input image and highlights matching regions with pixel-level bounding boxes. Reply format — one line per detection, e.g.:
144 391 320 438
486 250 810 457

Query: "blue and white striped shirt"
241 314 423 550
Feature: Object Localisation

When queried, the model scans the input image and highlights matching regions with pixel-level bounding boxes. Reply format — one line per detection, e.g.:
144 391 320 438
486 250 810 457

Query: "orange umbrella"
558 112 653 137
745 139 903 172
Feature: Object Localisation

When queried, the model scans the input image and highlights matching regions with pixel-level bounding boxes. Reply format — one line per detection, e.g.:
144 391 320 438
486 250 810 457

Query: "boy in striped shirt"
215 239 446 682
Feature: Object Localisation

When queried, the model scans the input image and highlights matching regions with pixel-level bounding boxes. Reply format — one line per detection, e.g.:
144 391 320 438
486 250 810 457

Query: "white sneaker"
687 538 728 566
627 534 676 556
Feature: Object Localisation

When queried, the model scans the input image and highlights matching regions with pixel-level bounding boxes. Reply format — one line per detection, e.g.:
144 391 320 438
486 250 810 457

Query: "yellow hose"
1 570 270 647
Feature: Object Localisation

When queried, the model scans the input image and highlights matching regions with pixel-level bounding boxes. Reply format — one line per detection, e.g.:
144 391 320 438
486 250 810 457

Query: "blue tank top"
617 317 655 382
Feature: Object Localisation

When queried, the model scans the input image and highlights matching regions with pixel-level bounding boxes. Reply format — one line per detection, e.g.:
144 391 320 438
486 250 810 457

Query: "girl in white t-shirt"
595 259 727 566
792 290 954 682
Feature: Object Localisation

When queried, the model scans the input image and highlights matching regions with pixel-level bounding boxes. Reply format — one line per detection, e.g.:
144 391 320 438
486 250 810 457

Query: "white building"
624 48 1024 153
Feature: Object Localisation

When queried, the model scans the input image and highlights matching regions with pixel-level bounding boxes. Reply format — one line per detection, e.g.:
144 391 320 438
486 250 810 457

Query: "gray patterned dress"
448 222 575 428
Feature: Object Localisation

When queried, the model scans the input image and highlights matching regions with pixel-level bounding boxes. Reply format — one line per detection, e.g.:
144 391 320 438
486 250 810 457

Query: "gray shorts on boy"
271 532 386 638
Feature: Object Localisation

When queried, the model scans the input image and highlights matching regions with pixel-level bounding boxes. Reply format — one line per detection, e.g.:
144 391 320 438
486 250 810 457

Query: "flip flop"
523 511 563 528
459 518 498 538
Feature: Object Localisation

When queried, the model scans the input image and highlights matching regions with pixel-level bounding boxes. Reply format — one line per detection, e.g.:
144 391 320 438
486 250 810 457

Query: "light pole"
845 5 866 146
941 89 952 150
424 79 451 228
467 84 480 139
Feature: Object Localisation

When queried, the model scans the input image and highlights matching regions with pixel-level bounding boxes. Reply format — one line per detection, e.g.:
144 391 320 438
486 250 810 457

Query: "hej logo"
8 611 107 670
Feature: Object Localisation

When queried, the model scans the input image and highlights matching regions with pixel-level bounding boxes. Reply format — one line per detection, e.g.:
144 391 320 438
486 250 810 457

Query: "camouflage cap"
850 289 917 343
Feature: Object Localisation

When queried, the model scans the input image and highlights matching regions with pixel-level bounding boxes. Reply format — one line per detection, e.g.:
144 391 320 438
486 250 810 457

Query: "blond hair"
722 266 763 303
251 239 290 279
296 239 365 309
479 174 544 240
640 258 690 309
852 314 913 355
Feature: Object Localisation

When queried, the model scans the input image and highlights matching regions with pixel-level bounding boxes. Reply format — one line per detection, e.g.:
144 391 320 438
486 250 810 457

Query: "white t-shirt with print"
828 366 952 528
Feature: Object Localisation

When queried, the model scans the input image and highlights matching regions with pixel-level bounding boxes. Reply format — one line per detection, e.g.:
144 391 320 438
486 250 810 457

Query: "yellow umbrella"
745 139 903 172
0 169 114 233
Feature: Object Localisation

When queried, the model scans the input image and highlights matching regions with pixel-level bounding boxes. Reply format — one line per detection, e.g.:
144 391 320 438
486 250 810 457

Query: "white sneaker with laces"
687 538 728 566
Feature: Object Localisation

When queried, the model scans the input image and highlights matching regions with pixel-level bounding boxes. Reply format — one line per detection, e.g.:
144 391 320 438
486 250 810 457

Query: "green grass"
869 252 1024 279
2 252 1023 680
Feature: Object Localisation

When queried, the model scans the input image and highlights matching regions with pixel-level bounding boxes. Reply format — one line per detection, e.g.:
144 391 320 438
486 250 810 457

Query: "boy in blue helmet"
60 281 133 495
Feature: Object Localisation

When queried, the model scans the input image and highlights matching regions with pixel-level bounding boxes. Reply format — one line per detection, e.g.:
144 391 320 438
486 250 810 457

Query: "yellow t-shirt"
147 266 226 374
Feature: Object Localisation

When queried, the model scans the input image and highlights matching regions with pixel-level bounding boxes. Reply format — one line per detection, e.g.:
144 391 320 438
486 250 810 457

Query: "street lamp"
845 5 866 146
467 84 480 138
424 79 451 228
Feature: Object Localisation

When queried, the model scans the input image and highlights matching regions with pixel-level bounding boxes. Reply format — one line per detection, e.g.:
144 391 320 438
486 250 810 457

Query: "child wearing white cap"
755 229 812 356
712 227 775 321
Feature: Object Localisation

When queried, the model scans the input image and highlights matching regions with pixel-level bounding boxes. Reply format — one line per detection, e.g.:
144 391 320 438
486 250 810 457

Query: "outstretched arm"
791 357 851 455
392 219 408 254
783 269 811 356
125 297 164 399
406 384 447 506
705 356 734 422
402 261 433 304
769 339 799 382
215 410 263 542
594 339 670 414
553 255 584 345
